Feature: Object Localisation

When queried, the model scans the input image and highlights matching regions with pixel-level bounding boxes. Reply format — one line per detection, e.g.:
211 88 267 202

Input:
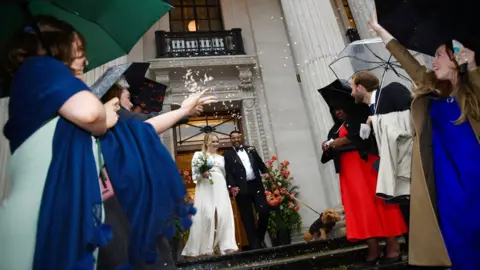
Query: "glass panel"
196 7 208 19
170 7 182 20
182 0 194 5
208 7 220 19
196 0 207 5
185 20 197 32
170 20 184 32
183 7 195 19
209 20 222 31
207 0 218 5
197 20 209 31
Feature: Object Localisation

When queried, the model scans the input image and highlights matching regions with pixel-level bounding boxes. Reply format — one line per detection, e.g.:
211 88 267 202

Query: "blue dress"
430 97 480 270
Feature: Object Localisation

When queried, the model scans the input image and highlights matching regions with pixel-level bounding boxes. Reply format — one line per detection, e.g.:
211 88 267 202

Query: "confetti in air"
183 69 214 93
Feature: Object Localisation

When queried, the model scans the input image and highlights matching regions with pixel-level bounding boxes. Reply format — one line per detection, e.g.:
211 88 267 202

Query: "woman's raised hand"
458 47 478 71
368 9 383 35
104 97 120 129
180 88 217 115
368 9 394 44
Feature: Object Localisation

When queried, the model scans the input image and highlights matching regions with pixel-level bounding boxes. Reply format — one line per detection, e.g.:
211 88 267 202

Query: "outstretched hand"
368 9 383 35
458 47 478 71
181 89 217 115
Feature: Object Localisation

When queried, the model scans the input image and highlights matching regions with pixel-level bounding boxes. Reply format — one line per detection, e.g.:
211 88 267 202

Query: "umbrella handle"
20 2 52 56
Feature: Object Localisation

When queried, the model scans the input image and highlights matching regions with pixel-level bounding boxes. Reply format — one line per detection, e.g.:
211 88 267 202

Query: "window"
169 0 224 32
175 113 241 147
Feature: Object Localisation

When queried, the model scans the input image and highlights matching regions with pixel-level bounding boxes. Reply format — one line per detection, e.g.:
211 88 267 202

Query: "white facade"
122 0 359 227
0 0 377 229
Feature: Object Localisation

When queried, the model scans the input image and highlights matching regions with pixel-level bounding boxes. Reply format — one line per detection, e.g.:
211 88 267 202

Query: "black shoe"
259 241 267 249
346 256 380 270
379 254 402 265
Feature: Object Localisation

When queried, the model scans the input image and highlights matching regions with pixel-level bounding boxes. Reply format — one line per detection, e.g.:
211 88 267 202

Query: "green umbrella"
0 0 172 70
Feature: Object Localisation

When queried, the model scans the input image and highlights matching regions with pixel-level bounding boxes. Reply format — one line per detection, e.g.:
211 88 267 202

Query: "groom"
224 131 270 250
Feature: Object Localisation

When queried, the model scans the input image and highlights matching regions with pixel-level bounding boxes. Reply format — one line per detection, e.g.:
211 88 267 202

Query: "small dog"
304 209 341 241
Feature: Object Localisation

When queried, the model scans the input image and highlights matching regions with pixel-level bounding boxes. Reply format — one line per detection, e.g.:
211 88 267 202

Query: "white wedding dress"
181 152 238 257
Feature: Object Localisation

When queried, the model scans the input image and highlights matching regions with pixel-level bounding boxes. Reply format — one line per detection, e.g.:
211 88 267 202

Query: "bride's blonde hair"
202 133 218 155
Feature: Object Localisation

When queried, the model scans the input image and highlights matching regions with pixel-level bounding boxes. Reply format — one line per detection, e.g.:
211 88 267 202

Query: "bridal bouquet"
193 153 214 185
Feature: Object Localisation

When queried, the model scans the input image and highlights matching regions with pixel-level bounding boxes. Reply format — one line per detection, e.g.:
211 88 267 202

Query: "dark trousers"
235 180 270 250
97 196 176 270
399 200 410 247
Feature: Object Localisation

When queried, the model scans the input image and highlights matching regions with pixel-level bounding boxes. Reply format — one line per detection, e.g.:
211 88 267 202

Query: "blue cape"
4 56 194 269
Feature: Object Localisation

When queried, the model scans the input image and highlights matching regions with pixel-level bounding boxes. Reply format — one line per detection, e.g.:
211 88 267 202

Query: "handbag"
96 139 115 201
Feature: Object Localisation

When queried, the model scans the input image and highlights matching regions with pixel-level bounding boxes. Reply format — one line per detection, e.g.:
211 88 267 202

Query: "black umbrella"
375 0 480 62
123 63 167 113
90 62 167 113
317 79 368 121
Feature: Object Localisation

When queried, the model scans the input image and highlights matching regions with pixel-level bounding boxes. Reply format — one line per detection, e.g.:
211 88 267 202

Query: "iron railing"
155 28 245 58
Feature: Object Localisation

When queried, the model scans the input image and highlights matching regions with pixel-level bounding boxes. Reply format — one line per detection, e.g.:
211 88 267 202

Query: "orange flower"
288 202 294 208
294 205 300 211
267 160 274 166
272 156 277 161
280 163 285 168
273 185 278 189
265 191 272 196
274 190 280 195
280 188 287 194
284 160 290 166
183 171 190 176
281 170 290 178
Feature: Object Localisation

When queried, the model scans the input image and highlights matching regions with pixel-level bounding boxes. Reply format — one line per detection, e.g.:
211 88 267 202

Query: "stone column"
280 0 354 208
347 0 376 39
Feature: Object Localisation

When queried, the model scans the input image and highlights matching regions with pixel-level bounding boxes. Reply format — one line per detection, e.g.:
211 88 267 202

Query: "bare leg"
365 238 381 261
384 237 400 258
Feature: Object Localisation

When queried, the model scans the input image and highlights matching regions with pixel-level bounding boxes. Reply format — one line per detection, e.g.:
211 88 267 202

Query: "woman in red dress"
322 105 407 266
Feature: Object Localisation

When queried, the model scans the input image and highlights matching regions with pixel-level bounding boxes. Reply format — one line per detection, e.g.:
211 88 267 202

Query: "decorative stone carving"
238 67 253 90
154 70 171 86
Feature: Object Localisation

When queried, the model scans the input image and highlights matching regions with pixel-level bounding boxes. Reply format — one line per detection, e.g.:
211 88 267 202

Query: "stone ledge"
147 55 257 70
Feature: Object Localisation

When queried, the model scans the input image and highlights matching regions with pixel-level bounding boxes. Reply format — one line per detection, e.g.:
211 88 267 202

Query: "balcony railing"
155 28 245 58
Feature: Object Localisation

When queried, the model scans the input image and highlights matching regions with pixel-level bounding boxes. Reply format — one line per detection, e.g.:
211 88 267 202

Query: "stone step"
177 237 407 270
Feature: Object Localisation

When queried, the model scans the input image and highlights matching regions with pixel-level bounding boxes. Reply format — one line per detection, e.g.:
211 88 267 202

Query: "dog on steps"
304 209 341 241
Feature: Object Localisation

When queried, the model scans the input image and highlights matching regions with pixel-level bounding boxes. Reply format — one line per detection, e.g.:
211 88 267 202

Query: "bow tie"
235 146 244 152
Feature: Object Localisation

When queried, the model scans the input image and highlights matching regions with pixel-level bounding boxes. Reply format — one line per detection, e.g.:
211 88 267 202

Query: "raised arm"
59 91 108 136
369 13 427 84
146 89 215 134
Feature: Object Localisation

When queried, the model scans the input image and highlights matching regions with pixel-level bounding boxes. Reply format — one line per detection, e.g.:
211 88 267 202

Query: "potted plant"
263 156 302 246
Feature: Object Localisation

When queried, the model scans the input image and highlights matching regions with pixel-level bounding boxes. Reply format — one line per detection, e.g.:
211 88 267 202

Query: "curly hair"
1 15 86 82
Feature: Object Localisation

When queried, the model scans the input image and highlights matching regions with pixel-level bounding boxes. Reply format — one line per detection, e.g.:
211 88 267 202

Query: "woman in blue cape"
0 16 209 270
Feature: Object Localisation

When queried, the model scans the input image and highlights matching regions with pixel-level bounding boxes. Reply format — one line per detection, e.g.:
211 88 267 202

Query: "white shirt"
370 90 377 107
235 146 256 181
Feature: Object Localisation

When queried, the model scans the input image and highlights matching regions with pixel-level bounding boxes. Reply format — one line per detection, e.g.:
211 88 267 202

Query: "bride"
182 133 238 257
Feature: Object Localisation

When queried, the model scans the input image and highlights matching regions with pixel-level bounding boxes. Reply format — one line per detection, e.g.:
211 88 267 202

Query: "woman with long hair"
182 133 238 257
370 13 480 269
0 16 118 269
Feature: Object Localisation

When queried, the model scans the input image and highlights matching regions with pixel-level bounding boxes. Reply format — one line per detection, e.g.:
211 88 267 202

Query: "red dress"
338 125 407 241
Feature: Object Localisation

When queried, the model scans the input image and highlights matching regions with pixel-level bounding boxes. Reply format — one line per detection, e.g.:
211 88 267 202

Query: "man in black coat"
223 131 270 250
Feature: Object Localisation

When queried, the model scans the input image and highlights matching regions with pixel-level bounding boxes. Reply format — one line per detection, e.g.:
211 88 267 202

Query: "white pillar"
280 0 354 208
0 98 11 204
347 0 376 39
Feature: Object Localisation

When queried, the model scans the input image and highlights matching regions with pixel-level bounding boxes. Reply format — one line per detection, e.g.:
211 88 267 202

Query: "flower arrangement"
181 170 192 185
263 156 302 243
192 153 215 184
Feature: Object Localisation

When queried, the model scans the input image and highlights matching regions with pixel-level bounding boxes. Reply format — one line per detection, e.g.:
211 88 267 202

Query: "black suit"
223 146 269 249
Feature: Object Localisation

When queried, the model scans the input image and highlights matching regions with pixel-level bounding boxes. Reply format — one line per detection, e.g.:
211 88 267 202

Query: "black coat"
374 82 412 115
223 147 268 195
321 104 376 173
